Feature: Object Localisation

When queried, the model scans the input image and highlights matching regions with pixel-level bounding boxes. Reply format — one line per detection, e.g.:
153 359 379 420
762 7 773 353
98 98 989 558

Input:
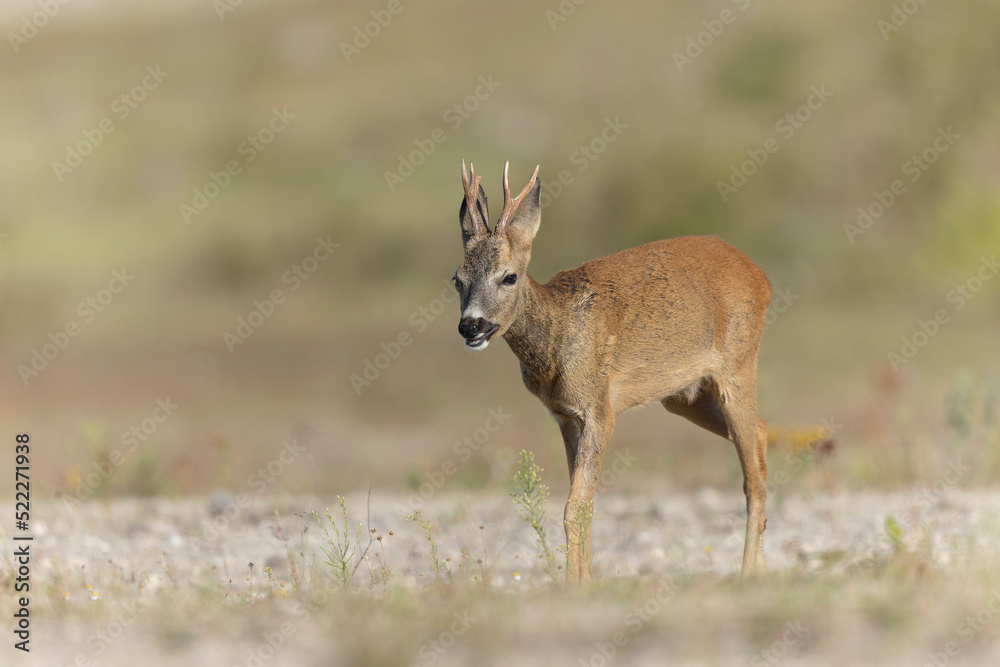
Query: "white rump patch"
677 379 704 404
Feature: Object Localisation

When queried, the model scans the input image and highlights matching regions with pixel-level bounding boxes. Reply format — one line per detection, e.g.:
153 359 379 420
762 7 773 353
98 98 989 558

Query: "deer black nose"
458 317 487 340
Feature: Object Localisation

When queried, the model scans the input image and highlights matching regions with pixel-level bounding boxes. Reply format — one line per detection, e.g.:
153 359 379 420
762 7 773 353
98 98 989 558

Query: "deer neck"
503 276 564 381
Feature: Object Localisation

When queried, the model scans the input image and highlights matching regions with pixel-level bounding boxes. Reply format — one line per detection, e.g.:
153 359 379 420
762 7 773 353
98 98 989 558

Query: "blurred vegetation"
1 0 998 496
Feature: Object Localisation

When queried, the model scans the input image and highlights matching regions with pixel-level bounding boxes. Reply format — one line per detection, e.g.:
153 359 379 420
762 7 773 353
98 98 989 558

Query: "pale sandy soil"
5 489 1000 666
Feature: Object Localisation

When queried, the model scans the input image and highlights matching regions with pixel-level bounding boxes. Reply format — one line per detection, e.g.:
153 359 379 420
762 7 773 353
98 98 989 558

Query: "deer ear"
500 178 541 250
459 184 489 246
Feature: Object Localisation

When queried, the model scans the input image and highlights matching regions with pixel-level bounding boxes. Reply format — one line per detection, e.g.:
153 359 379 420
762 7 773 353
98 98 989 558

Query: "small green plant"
878 514 932 579
312 496 363 592
511 450 560 582
458 548 480 584
884 515 905 554
271 510 304 595
406 511 443 583
364 529 392 596
457 526 490 586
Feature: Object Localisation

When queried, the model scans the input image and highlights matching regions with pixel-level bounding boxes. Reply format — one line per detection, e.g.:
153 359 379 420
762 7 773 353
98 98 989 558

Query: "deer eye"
452 275 465 291
502 273 517 286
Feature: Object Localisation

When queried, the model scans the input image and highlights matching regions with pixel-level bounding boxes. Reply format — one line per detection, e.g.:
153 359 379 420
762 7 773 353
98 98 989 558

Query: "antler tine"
495 162 540 236
461 160 487 236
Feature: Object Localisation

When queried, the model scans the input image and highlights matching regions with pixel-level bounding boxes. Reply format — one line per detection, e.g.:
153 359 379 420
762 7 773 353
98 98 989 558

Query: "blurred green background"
1 0 998 501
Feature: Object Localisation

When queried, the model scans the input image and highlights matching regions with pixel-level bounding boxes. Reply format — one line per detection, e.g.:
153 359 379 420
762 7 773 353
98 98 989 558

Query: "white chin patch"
465 335 489 351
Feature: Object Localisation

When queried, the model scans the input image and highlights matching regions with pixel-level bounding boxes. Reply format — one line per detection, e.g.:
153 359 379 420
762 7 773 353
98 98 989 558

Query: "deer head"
453 161 541 350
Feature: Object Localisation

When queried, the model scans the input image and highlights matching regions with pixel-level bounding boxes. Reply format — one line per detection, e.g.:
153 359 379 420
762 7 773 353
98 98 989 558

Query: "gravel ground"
6 488 1000 666
22 487 1000 584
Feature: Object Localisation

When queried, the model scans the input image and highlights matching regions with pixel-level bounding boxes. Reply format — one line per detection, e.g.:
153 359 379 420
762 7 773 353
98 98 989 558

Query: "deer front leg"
559 409 613 584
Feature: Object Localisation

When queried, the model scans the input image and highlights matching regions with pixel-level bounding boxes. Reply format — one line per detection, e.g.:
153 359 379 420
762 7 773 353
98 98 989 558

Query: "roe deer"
453 161 772 582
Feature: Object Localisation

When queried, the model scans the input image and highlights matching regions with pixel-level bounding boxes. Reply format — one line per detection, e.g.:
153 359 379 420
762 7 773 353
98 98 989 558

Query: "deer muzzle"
458 317 498 350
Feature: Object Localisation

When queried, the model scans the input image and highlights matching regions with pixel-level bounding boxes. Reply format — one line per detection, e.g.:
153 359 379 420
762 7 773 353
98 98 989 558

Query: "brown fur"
454 163 772 582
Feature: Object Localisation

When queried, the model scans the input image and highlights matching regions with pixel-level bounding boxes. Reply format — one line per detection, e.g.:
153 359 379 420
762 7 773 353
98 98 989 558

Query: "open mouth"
465 325 499 350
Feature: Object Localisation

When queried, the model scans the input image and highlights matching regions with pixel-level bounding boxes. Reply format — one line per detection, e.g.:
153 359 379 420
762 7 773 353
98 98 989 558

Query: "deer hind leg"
559 408 613 584
753 415 768 571
717 381 768 577
664 383 767 575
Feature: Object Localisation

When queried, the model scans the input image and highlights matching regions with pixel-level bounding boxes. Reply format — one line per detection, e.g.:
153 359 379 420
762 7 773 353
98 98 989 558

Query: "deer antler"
461 160 488 237
494 162 540 236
